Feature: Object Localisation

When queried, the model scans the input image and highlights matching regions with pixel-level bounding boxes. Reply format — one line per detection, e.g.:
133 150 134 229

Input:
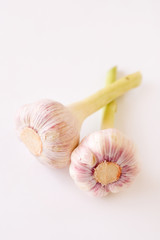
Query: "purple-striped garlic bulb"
69 128 138 197
69 67 139 196
16 71 141 168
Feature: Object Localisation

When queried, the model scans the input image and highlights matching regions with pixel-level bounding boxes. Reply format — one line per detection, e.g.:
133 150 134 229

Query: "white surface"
0 0 160 239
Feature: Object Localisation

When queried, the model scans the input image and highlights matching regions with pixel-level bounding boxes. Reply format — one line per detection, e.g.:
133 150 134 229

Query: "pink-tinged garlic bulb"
16 99 80 168
69 129 138 197
69 67 139 196
16 71 141 168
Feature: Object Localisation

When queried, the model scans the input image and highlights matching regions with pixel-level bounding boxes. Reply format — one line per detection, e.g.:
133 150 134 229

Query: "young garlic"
16 71 141 168
69 67 139 197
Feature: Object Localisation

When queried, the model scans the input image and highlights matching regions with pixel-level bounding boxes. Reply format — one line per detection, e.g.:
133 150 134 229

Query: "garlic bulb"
16 71 141 168
16 100 80 168
69 67 139 196
69 129 138 197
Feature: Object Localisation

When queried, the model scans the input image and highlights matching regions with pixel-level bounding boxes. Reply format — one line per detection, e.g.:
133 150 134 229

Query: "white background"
0 0 160 239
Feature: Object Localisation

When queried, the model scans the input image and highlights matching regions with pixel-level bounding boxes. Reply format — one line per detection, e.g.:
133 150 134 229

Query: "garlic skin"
16 99 80 168
69 129 138 197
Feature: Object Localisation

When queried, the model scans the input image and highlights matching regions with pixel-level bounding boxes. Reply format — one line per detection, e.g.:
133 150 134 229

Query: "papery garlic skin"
16 99 80 168
69 129 138 197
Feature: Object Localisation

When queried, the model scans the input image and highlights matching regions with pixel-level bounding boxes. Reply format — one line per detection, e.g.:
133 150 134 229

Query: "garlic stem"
101 66 117 129
69 72 142 123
